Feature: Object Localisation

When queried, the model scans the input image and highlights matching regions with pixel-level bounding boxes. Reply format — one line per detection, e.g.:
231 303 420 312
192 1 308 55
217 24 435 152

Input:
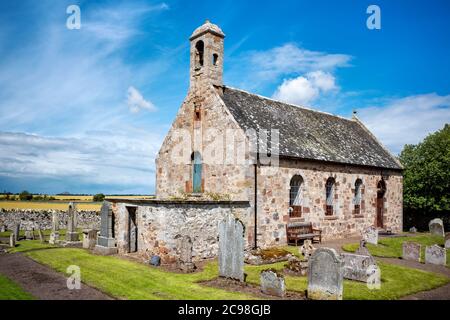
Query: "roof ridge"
223 85 355 123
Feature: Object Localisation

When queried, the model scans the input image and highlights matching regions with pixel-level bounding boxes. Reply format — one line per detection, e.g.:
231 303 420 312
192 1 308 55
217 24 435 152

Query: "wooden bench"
286 222 322 245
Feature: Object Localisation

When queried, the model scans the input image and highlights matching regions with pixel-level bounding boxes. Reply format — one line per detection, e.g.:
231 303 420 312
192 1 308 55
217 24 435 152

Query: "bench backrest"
286 222 312 234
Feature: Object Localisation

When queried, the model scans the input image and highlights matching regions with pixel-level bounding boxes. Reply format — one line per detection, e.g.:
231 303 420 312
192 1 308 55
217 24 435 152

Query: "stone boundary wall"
110 200 251 264
0 209 100 231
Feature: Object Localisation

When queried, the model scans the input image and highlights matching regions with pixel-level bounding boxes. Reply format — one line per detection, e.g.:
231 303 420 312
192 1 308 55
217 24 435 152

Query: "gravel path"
0 251 113 300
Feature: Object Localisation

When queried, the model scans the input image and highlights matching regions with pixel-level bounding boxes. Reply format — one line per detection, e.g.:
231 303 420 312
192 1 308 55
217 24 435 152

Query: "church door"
376 180 386 228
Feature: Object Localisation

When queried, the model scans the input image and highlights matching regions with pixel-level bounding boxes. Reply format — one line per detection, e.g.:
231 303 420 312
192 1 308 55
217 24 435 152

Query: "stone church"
104 21 403 263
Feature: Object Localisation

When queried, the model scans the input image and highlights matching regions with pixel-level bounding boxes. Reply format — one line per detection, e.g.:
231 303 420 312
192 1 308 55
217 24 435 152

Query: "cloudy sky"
0 0 449 194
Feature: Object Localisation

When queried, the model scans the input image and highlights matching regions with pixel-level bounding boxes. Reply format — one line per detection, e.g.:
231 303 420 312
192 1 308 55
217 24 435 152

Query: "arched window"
195 41 204 70
212 53 219 66
289 175 304 218
354 179 363 215
191 152 202 193
325 177 335 216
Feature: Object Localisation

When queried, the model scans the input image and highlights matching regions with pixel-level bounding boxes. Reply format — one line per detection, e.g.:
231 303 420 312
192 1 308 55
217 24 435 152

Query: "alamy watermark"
66 265 81 290
367 5 381 30
66 5 81 30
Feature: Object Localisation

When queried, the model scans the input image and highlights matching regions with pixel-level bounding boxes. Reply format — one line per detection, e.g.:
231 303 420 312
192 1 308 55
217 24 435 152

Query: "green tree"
399 124 450 215
93 193 106 202
19 190 33 201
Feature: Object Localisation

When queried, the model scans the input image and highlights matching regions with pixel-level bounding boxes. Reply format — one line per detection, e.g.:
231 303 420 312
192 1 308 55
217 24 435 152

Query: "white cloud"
358 93 450 154
272 71 338 105
127 86 157 113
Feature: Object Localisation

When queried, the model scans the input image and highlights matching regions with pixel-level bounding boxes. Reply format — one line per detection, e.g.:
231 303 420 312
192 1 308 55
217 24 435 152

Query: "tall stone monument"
93 201 118 255
178 235 196 272
66 202 79 242
218 215 245 282
49 211 60 244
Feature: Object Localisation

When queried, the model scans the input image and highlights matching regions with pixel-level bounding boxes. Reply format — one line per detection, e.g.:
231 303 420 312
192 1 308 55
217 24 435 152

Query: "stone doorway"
376 180 386 228
127 207 138 253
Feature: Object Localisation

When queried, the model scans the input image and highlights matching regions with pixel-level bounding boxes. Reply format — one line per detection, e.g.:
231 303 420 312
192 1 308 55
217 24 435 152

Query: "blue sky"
0 0 449 194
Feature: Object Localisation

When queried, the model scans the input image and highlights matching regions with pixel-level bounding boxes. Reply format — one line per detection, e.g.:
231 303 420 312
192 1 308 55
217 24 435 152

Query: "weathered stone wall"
110 200 251 264
0 209 100 231
256 158 403 246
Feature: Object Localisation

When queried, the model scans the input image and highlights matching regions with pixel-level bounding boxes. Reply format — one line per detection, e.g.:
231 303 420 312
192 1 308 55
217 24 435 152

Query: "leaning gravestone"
402 242 421 262
14 223 20 242
355 239 371 256
308 248 344 300
362 226 378 245
429 219 445 237
9 234 15 248
66 202 79 242
178 235 195 273
49 211 60 244
341 253 379 283
260 270 286 298
425 245 446 266
445 234 450 249
218 216 245 282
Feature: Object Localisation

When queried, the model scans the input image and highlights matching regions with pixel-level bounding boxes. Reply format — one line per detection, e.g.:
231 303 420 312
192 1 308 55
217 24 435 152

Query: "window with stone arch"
289 175 304 218
325 177 335 216
354 179 363 215
212 53 219 66
195 40 204 70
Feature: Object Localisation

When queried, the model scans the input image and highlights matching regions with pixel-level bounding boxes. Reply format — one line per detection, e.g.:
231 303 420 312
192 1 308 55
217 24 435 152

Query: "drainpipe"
253 152 259 250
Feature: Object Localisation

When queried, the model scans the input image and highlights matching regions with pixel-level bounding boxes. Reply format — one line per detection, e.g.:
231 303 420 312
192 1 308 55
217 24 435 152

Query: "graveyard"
0 217 449 300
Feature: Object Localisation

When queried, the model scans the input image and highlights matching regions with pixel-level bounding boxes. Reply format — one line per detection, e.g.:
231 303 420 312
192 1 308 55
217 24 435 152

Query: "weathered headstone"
218 216 245 282
402 242 421 262
362 226 378 245
93 201 118 255
260 270 286 298
178 235 195 272
425 245 446 266
82 229 98 250
355 239 371 256
37 229 45 243
429 219 445 237
14 223 20 242
49 211 60 244
409 227 417 233
299 239 316 261
341 253 379 283
9 234 15 247
24 229 35 240
445 234 450 249
308 248 344 300
0 225 5 233
66 202 79 242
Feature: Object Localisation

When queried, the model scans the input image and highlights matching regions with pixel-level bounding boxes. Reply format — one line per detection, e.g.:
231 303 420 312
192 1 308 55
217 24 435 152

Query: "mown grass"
342 233 450 267
10 241 449 300
0 274 34 300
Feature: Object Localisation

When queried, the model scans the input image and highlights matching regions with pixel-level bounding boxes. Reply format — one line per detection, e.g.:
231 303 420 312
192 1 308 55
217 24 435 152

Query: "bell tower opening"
195 40 204 70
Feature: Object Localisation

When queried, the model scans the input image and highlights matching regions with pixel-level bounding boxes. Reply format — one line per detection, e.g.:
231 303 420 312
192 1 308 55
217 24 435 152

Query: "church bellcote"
189 20 225 89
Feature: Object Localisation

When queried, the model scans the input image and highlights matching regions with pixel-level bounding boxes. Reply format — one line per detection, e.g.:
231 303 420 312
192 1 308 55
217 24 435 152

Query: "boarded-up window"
354 179 362 215
325 177 335 216
289 175 303 218
192 152 202 193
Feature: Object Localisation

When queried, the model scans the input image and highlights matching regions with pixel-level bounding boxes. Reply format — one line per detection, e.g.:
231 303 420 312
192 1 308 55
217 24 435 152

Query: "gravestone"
429 219 445 237
425 245 446 266
37 229 45 243
445 234 450 249
178 235 195 272
218 216 245 282
66 202 79 242
260 270 286 298
14 223 20 242
341 253 379 283
49 211 60 244
402 242 421 262
355 239 371 256
0 225 5 233
409 227 417 233
308 248 344 300
9 234 15 248
82 229 98 250
93 201 118 255
362 226 378 245
24 229 35 240
299 239 316 261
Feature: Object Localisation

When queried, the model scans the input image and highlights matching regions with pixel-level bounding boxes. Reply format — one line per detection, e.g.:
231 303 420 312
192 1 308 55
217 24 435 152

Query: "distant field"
0 195 154 202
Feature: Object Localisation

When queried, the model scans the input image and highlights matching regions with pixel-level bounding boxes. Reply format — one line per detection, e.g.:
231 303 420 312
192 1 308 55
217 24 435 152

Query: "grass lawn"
342 233 450 267
8 241 449 300
0 274 34 300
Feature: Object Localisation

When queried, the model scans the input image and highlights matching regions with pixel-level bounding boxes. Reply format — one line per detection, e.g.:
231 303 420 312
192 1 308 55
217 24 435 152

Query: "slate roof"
221 87 402 170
